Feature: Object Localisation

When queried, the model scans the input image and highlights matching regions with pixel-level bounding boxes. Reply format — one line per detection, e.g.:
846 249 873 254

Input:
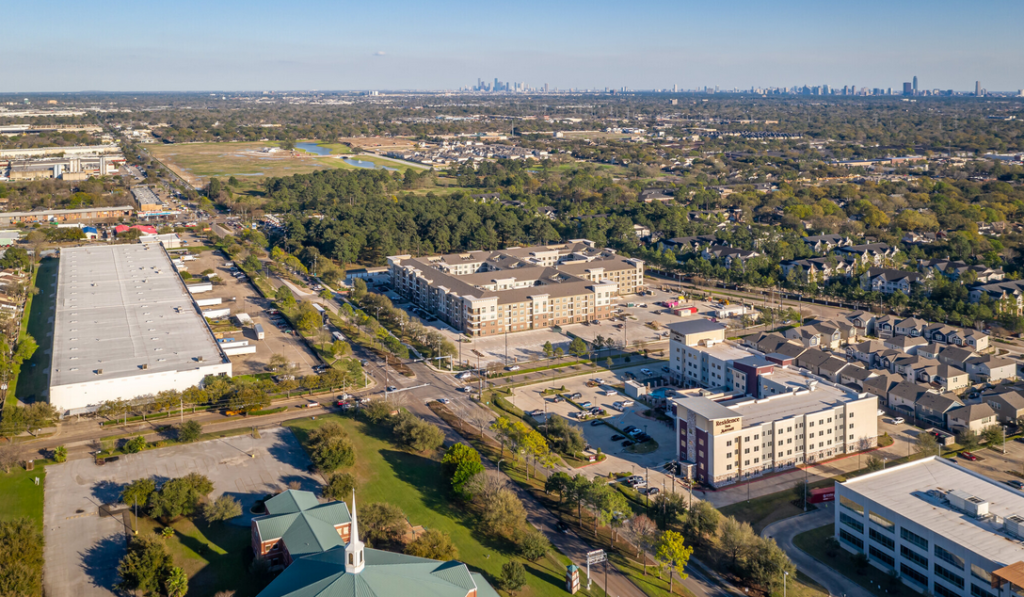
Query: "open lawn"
296 141 352 155
16 257 57 403
135 516 266 597
148 142 354 187
284 414 607 597
0 465 46 528
719 481 830 534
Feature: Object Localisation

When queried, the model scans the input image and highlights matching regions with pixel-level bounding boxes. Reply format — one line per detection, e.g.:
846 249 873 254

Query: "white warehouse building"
835 456 1024 597
48 244 231 414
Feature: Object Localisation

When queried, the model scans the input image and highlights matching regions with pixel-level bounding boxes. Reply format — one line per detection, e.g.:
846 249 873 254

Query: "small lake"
296 142 331 155
342 158 397 171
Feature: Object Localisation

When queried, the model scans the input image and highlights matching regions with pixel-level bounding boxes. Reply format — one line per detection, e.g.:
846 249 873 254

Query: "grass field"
148 142 354 187
296 141 352 155
16 257 58 403
0 466 46 528
135 516 265 597
283 414 608 597
719 480 831 534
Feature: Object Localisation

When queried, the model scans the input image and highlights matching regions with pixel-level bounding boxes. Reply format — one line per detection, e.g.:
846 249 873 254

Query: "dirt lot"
180 234 318 375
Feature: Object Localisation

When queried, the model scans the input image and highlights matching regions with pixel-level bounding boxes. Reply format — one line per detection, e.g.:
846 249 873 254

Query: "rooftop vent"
96 369 103 375
947 489 989 518
1005 515 1024 540
197 356 204 362
141 364 148 370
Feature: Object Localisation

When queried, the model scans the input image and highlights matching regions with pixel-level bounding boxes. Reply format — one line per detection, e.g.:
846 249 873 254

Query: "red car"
961 451 979 461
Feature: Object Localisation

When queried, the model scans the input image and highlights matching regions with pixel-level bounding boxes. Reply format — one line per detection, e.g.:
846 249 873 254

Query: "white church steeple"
345 491 365 573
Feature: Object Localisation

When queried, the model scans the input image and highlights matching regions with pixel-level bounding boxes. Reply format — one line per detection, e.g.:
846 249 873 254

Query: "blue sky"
4 0 1023 92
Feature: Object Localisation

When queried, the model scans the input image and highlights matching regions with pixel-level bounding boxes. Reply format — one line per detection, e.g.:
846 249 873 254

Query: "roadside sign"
586 549 606 564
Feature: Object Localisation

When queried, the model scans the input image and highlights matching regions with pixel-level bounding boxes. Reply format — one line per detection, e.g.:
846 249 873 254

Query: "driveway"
761 504 873 597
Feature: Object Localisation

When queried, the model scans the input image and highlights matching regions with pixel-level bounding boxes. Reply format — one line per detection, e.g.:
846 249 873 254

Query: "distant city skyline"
4 0 1024 93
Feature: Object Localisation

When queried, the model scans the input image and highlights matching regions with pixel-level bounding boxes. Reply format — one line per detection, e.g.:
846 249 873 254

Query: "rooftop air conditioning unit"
1005 515 1024 539
141 364 148 370
197 356 204 362
96 369 103 375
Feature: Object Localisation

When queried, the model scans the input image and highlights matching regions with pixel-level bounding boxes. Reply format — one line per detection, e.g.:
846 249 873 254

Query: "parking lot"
43 427 319 597
179 234 319 376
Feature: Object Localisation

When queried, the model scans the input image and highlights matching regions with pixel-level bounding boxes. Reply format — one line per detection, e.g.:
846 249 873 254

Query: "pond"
342 157 397 171
295 142 331 155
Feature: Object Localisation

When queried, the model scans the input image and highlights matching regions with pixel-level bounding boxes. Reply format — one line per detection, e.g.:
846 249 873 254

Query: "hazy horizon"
5 0 1023 94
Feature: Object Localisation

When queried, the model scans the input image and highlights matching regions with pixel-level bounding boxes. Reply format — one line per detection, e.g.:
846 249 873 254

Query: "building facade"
836 457 1024 597
388 241 643 337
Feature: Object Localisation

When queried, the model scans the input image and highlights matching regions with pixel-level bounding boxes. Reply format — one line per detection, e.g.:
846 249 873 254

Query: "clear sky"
5 0 1023 93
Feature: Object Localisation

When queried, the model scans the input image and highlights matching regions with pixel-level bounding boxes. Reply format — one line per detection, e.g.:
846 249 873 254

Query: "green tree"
684 500 720 544
568 336 588 362
916 432 942 457
405 528 459 561
125 436 147 454
53 445 68 463
393 413 444 453
655 530 693 593
742 536 796 593
441 443 485 500
717 516 756 570
480 488 528 541
865 455 884 472
177 420 202 443
148 474 214 521
122 478 157 508
330 340 350 358
322 472 356 501
957 428 980 451
308 423 355 472
516 528 548 560
652 491 688 530
165 566 188 597
0 517 44 597
498 561 526 594
351 278 368 302
275 285 296 310
360 502 406 546
118 534 172 596
202 496 242 523
542 341 554 358
544 471 572 503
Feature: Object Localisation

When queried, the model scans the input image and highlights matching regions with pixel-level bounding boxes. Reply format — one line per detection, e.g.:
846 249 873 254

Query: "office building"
977 81 982 96
673 368 878 487
913 76 918 93
903 82 913 95
48 244 231 414
388 241 643 337
836 457 1024 597
0 205 134 227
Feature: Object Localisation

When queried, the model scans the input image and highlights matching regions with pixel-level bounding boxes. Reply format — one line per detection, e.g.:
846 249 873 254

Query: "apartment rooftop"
722 374 863 427
842 457 1024 565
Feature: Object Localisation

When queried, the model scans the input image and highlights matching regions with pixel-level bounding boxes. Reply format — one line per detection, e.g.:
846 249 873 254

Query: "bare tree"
0 443 20 473
624 514 658 574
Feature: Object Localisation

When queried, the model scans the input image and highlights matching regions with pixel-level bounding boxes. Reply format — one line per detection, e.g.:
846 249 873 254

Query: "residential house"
860 268 925 295
883 335 928 355
979 389 1024 424
924 323 959 344
839 363 877 389
968 279 1024 315
702 245 760 267
845 311 877 337
846 340 890 368
802 234 852 253
946 403 998 434
894 317 928 337
937 346 977 370
836 243 898 266
640 188 676 203
914 393 964 429
874 315 897 339
818 356 853 383
795 348 832 372
660 235 721 253
959 329 990 352
633 224 651 240
785 326 825 349
918 258 1004 283
780 258 850 283
887 381 935 414
863 372 906 403
964 354 1017 383
915 364 970 393
890 354 940 381
916 343 944 360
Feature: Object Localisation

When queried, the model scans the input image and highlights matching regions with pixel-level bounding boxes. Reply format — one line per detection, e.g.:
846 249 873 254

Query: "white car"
593 378 604 384
506 365 521 371
877 409 884 416
891 417 905 425
640 368 652 376
436 398 451 404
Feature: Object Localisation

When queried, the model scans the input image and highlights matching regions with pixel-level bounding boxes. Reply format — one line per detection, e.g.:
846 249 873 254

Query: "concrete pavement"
762 504 873 597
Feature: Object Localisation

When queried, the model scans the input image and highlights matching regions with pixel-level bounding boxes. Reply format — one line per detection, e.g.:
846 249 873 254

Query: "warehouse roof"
50 244 226 388
840 457 1024 565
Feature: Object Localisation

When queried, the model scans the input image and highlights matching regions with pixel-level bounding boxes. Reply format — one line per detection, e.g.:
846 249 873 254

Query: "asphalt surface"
761 504 874 597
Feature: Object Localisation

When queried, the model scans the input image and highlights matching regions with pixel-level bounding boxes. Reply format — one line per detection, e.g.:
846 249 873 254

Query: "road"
762 504 873 597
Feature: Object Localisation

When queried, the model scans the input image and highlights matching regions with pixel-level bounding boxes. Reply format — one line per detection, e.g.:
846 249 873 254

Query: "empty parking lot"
42 426 319 597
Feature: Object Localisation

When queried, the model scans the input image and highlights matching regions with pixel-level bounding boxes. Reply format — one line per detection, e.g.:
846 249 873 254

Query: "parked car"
551 396 564 403
890 417 905 425
645 487 660 496
506 365 521 372
386 386 398 393
436 398 451 404
640 368 653 376
593 378 604 384
590 420 603 427
877 409 884 416
961 451 979 461
458 386 472 393
622 440 635 447
662 366 671 373
611 434 624 441
1007 480 1024 490
624 425 638 433
579 401 593 409
571 392 583 399
625 475 644 486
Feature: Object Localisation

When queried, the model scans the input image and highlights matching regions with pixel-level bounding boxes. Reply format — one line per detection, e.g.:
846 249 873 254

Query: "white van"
613 400 635 410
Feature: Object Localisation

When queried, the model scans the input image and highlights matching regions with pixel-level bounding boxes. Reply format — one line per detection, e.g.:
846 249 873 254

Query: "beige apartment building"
388 240 644 336
673 368 878 487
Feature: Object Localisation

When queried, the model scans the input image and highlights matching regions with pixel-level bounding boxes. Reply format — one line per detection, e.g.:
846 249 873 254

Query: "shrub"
405 528 459 561
177 420 202 443
322 472 356 501
516 528 548 560
203 496 242 523
498 561 526 593
124 436 147 454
